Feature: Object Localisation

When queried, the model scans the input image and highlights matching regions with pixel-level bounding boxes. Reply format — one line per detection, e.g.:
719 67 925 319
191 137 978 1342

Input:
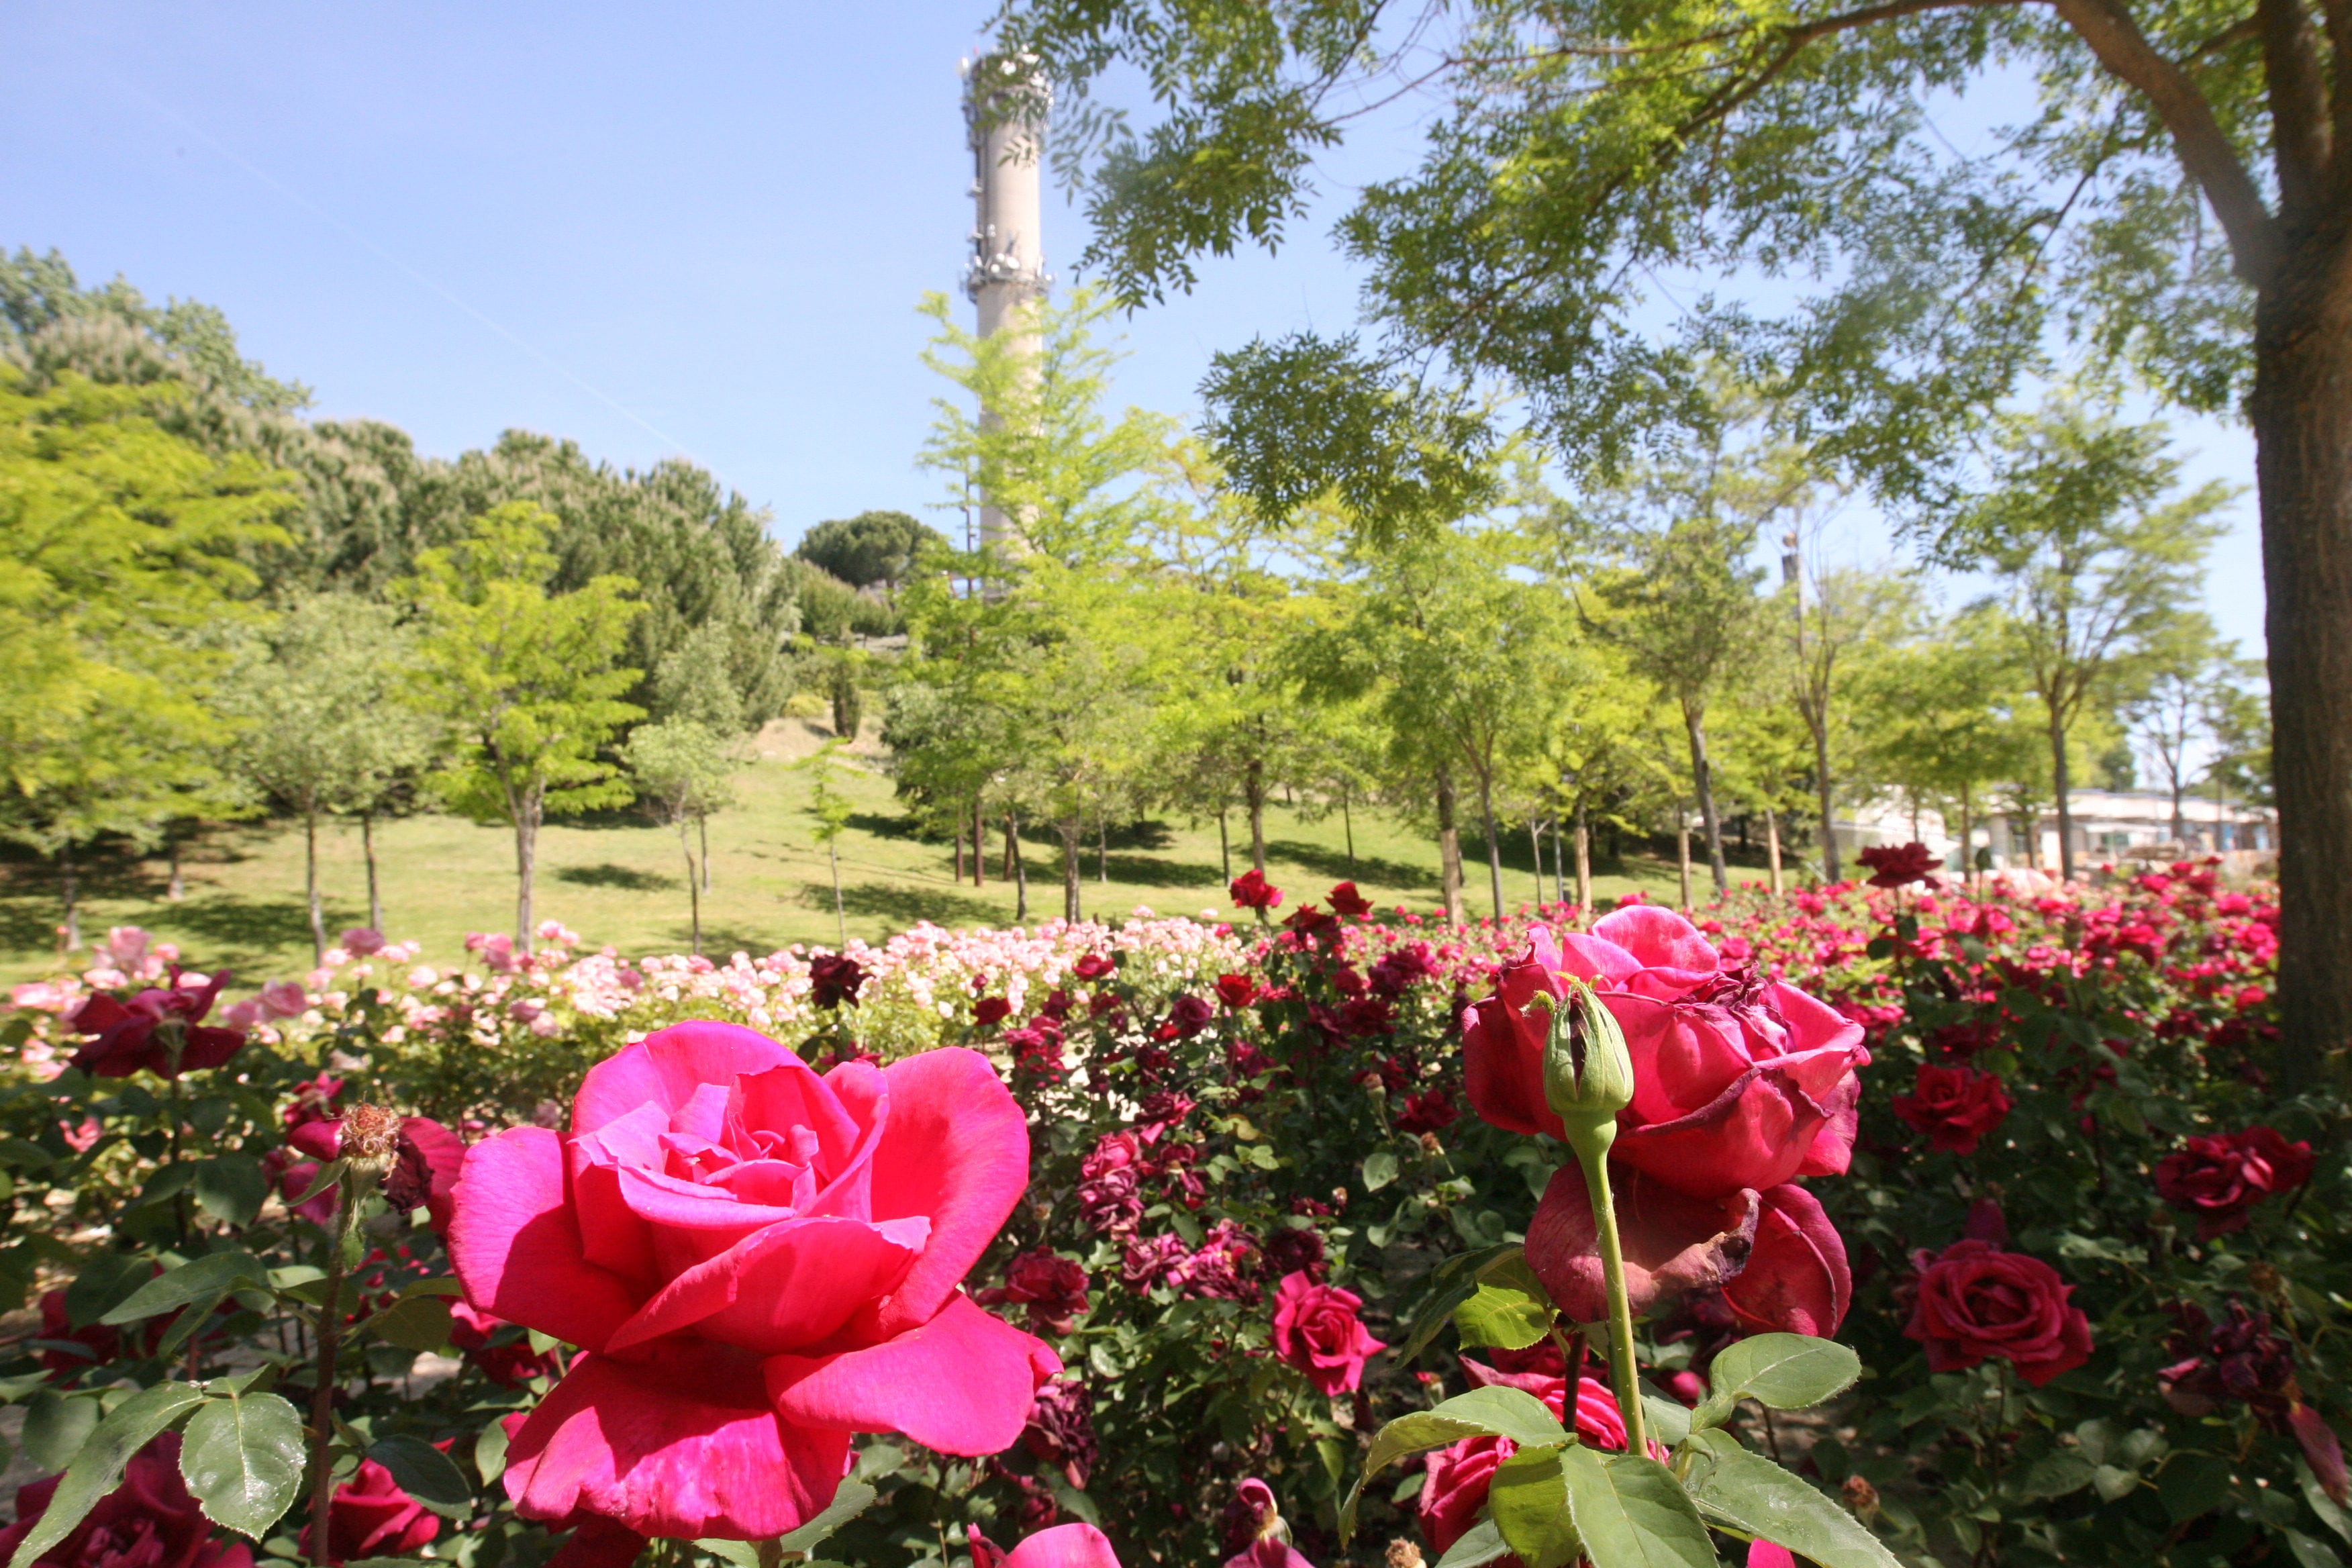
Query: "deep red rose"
2159 1299 2300 1424
1419 1369 1655 1556
974 996 1012 1028
1271 1271 1384 1394
67 971 246 1079
1022 1377 1099 1489
1393 1088 1457 1135
287 1114 466 1232
2153 1126 2316 1239
36 1288 126 1378
1891 1064 2014 1155
1327 882 1373 919
0 1432 252 1568
1160 994 1214 1040
1902 1238 2092 1386
300 1459 440 1565
805 953 868 1009
1214 973 1258 1008
1072 953 1116 981
1857 842 1941 889
1230 869 1282 912
979 1251 1092 1336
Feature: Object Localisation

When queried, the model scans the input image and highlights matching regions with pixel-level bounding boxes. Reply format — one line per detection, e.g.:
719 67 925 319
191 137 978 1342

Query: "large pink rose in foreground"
1465 908 1869 1199
446 1023 1056 1542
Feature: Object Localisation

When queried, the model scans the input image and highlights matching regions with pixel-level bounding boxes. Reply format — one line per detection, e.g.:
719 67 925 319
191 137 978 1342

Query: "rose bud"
1542 982 1634 1161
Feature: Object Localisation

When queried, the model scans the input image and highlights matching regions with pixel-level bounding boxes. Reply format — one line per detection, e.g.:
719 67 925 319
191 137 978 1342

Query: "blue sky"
3 1 2264 658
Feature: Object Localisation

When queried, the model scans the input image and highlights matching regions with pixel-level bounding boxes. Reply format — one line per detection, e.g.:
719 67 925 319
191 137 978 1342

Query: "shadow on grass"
1264 839 1436 892
677 924 790 959
846 812 921 842
556 863 679 893
1093 852 1226 890
801 881 1003 929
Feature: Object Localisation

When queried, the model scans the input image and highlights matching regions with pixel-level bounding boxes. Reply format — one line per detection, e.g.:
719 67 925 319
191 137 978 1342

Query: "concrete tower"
959 53 1048 554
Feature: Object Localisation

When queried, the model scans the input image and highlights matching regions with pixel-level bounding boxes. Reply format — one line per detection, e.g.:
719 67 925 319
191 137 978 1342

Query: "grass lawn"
0 719 1711 987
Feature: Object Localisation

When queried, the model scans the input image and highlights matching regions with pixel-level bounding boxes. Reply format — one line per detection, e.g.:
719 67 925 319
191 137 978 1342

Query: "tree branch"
2045 0 2279 285
2257 0 2332 215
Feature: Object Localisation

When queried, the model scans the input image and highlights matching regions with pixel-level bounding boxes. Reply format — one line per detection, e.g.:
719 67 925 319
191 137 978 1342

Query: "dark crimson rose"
1891 1064 2014 1155
1229 869 1282 912
805 952 868 1009
979 1251 1092 1336
36 1289 126 1378
1159 994 1214 1040
1856 841 1941 889
1327 882 1373 919
1263 1224 1326 1281
0 1432 252 1568
2159 1299 2300 1424
1072 953 1116 981
1022 1377 1099 1488
68 972 246 1079
1902 1238 2092 1386
1214 973 1258 1008
2154 1126 2316 1239
288 1114 466 1232
1369 945 1436 998
974 996 1012 1028
1271 1272 1385 1394
301 1458 440 1565
1393 1088 1457 1136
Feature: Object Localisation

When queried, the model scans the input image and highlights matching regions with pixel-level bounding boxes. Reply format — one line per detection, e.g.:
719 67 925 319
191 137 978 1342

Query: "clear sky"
3 1 2265 659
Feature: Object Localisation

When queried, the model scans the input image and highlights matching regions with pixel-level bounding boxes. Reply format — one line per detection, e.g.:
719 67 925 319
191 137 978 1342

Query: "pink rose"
1463 909 1868 1199
256 981 309 1019
1271 1271 1385 1394
447 1022 1056 1541
969 1522 1124 1568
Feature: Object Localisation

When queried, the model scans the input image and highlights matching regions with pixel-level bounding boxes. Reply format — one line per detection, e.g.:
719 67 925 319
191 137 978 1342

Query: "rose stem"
307 1184 355 1565
1575 1142 1647 1459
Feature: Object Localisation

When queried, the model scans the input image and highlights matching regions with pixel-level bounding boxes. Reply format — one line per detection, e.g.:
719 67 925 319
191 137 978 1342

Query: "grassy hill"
0 718 1704 987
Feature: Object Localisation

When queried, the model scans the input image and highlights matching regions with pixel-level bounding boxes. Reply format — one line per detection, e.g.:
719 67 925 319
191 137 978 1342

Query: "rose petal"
863 1048 1030 1334
605 1215 930 1356
446 1128 638 1354
1526 1165 1758 1322
767 1292 1050 1455
572 1022 802 1138
504 1342 850 1539
1005 1524 1125 1568
1614 1061 1835 1199
1722 1184 1850 1337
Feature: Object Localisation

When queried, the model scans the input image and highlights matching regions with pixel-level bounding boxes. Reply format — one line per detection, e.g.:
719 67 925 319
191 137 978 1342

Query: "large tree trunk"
1575 799 1591 912
1677 808 1694 910
1436 772 1463 922
2253 260 2352 1087
305 803 326 965
1811 710 1841 883
973 798 985 887
1061 819 1083 924
1218 808 1232 883
1245 758 1267 873
1765 804 1783 896
1528 818 1545 906
1342 790 1356 874
700 815 712 892
57 841 79 954
954 818 965 884
1479 773 1505 920
2049 709 2077 883
514 791 542 948
166 834 185 902
1008 811 1029 922
682 819 702 957
1683 703 1728 892
362 811 383 932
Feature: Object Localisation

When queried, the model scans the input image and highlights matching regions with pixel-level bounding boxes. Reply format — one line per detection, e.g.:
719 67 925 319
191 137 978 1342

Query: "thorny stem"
1575 1142 1649 1459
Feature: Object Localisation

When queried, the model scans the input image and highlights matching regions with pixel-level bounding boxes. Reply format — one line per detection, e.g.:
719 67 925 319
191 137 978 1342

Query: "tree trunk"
1435 772 1463 922
973 798 985 887
1959 783 1975 893
682 820 701 957
1098 815 1108 885
1479 774 1505 920
362 811 383 932
1009 812 1028 922
57 841 79 954
829 840 846 945
1061 819 1083 924
305 803 326 965
513 788 542 948
1244 758 1267 873
1218 808 1231 884
699 815 711 891
1575 799 1592 913
1811 709 1841 883
1765 804 1783 896
1677 807 1694 910
166 836 185 903
2170 771 2188 847
954 818 965 884
2049 708 2077 883
1003 812 1016 883
1528 818 1544 907
1342 791 1356 874
2253 260 2352 1087
1683 703 1729 892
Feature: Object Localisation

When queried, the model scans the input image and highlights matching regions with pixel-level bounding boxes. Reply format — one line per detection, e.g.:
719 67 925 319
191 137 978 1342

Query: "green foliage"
795 509 944 593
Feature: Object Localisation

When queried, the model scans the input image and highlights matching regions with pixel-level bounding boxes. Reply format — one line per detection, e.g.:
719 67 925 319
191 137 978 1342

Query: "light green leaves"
179 1391 305 1538
101 1253 269 1326
1682 1431 1903 1568
8 1381 207 1568
778 1479 878 1553
1491 1445 1581 1568
1455 1253 1555 1351
1558 1447 1717 1568
1692 1334 1860 1431
1395 1244 1520 1363
1434 1520 1513 1568
1342 1386 1569 1538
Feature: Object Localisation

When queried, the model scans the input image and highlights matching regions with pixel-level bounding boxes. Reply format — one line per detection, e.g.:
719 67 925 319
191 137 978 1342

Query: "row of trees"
883 292 2264 926
0 251 930 957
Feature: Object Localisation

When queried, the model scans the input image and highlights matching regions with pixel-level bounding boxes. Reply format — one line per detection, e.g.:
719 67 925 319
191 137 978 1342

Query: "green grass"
0 720 1695 986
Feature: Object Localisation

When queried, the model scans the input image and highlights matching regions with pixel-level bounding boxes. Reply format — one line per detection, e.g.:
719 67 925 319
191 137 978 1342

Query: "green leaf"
1434 1520 1513 1568
369 1434 474 1519
1364 1150 1400 1191
397 1277 465 1299
190 1159 268 1230
2020 1451 2097 1500
7 1381 207 1568
695 1542 761 1568
2160 1453 2234 1524
1489 1444 1580 1568
179 1391 305 1538
2286 1529 2344 1568
360 1297 453 1353
1455 1257 1555 1352
475 1417 511 1487
777 1479 877 1554
1704 1334 1861 1413
64 1255 154 1328
2092 1465 2141 1504
1341 1387 1568 1539
1681 1431 1903 1568
1559 1448 1716 1568
102 1253 268 1326
286 1160 348 1213
21 1391 100 1473
2302 1460 2352 1545
1396 1245 1520 1364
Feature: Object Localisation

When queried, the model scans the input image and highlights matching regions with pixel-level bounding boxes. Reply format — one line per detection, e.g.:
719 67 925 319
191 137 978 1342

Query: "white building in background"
959 52 1048 556
1830 789 2275 875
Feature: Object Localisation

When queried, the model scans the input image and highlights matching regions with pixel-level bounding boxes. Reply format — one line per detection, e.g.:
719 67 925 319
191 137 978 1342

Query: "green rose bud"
1541 981 1634 1161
